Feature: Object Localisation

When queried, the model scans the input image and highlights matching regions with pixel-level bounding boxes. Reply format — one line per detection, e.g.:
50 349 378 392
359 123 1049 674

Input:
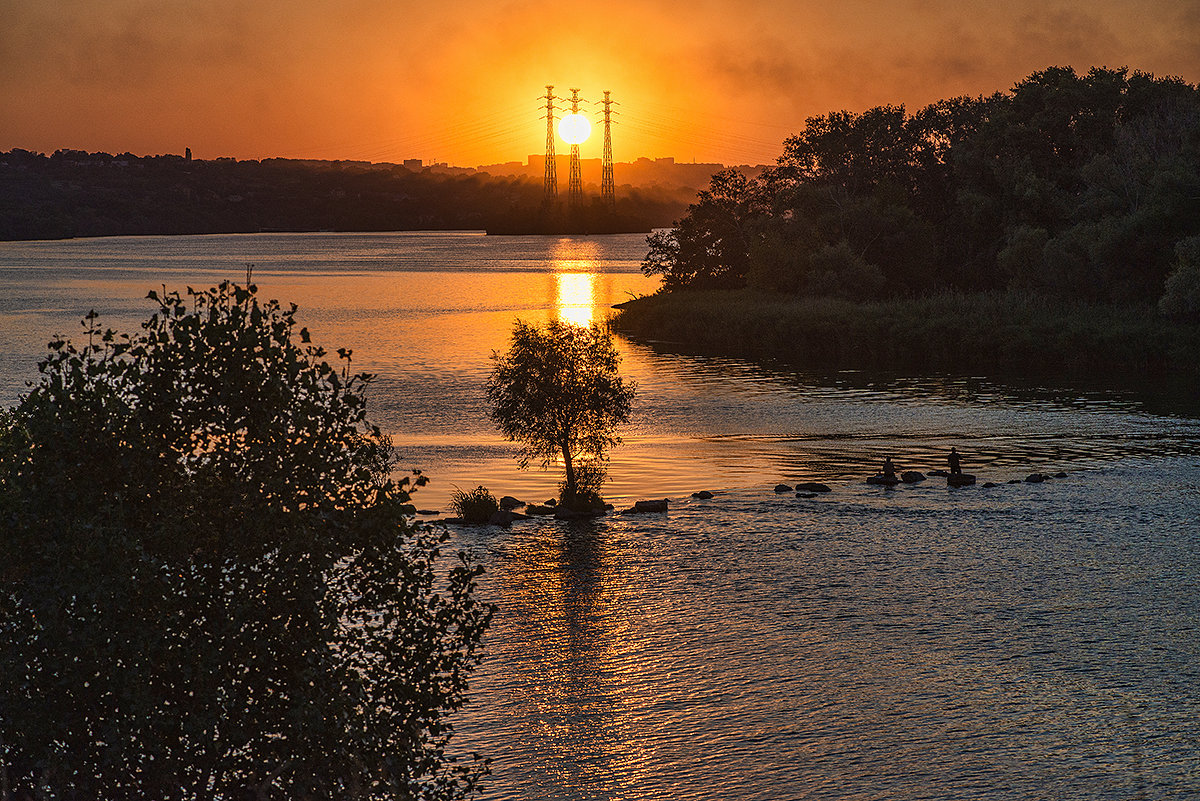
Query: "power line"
599 91 617 209
542 85 558 201
272 93 793 167
567 88 585 208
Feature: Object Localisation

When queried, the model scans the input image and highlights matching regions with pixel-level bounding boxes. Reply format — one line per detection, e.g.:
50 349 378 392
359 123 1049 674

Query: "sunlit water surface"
1 232 1197 798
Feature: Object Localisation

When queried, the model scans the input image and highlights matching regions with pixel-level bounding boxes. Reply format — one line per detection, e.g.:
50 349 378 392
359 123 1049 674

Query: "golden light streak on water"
554 272 598 326
551 237 604 327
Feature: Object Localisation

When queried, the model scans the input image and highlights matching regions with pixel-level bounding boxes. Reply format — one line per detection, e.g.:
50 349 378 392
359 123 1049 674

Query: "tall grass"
611 289 1200 376
449 485 499 523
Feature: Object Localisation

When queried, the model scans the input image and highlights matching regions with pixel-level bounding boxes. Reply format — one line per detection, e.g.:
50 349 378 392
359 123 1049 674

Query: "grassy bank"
611 290 1200 376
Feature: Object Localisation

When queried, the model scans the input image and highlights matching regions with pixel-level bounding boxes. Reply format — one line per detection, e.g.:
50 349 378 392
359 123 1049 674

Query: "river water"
1 232 1197 798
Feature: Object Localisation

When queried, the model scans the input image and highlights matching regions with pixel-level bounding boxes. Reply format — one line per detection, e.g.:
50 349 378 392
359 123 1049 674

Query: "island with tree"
613 66 1200 377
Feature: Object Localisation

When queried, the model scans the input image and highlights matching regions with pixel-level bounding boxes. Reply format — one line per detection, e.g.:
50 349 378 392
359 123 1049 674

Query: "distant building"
428 162 475 176
476 160 524 177
443 154 770 192
402 159 423 171
185 147 192 162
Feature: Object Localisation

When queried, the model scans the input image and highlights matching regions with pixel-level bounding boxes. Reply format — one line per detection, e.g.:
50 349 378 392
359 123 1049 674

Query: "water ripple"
452 462 1200 800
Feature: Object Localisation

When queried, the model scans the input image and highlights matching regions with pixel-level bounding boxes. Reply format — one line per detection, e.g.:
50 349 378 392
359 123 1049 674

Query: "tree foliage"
486 321 635 509
0 282 493 800
1159 236 1200 320
646 66 1200 308
642 168 765 291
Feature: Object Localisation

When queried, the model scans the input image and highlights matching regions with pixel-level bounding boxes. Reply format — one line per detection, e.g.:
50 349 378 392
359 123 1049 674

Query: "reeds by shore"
611 290 1200 376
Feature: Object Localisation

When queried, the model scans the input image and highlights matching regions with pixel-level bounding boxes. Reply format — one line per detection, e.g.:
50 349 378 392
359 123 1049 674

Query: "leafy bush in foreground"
0 282 493 800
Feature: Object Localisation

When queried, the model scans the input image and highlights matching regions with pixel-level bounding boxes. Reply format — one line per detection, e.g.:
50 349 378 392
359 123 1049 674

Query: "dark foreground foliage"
0 282 493 800
644 66 1200 313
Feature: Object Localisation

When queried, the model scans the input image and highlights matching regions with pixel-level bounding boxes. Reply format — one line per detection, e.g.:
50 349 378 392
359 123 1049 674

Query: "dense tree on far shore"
0 283 493 800
643 66 1200 310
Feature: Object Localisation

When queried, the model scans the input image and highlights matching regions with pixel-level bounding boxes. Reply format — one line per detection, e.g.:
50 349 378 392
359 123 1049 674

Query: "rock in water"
948 473 976 487
1025 473 1045 483
488 509 530 526
901 471 925 483
632 499 669 513
774 484 793 493
794 482 832 493
499 495 523 510
866 474 899 486
691 490 715 499
554 506 605 519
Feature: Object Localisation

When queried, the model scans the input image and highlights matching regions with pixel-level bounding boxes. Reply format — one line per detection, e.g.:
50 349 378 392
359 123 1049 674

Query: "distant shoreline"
610 289 1200 378
0 228 652 245
0 150 691 242
0 227 486 244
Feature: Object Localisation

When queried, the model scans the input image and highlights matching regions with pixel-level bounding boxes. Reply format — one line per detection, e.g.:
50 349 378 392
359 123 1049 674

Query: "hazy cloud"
2 0 1197 163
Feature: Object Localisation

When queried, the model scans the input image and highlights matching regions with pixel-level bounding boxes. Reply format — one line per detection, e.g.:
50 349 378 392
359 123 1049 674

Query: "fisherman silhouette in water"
948 447 962 476
882 456 897 481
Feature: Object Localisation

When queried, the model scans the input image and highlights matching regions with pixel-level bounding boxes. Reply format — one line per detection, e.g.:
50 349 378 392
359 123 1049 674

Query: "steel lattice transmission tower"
599 91 618 210
542 85 558 202
567 88 585 208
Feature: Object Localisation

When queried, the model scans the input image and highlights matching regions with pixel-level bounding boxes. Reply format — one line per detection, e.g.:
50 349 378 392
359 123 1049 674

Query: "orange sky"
3 0 1198 167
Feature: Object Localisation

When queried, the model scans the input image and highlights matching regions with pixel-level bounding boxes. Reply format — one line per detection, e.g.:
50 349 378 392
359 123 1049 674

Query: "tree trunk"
561 441 576 500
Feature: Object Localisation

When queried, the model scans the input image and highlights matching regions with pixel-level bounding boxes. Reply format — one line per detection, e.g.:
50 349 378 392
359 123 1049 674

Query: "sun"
558 113 591 145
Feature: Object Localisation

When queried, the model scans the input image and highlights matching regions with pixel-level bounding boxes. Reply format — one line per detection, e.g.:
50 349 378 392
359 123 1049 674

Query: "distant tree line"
644 67 1200 318
0 150 692 240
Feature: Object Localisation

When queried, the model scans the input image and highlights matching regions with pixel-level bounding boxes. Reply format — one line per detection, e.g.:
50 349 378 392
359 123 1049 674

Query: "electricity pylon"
599 91 617 210
542 85 557 202
567 88 585 209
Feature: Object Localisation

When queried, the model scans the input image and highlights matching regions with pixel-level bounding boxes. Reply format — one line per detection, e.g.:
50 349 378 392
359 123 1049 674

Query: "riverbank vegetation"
627 66 1200 371
613 289 1200 375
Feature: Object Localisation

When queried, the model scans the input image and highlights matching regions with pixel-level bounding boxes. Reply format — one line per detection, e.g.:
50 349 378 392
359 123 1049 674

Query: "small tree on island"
486 320 635 511
0 282 493 800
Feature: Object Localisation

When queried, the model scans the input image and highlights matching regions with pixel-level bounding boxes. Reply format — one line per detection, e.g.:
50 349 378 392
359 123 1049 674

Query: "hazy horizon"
1 146 765 171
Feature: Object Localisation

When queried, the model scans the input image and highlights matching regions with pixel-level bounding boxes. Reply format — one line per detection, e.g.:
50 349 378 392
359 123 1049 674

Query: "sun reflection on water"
551 238 605 327
554 272 598 326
